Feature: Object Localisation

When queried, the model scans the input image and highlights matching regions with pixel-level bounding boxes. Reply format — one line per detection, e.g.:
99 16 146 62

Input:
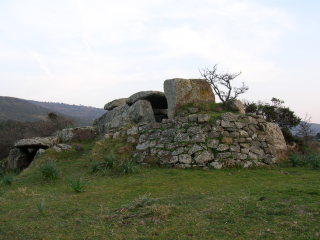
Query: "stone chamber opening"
143 95 168 123
16 146 47 170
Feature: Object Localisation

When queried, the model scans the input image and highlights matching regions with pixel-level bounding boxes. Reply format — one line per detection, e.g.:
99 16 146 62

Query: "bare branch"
199 64 246 106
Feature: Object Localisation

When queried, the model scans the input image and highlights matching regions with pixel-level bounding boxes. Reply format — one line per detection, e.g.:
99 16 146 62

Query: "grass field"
0 139 320 239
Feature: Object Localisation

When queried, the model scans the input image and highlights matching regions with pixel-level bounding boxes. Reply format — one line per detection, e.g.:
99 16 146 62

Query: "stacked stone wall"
108 112 280 169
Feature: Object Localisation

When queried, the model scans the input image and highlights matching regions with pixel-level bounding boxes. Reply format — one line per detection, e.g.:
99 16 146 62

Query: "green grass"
0 139 320 239
176 102 238 123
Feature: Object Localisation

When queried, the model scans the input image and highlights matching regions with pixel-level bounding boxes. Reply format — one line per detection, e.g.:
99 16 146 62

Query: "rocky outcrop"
14 136 60 149
164 79 215 119
57 126 99 142
94 100 155 133
104 98 127 110
126 91 167 109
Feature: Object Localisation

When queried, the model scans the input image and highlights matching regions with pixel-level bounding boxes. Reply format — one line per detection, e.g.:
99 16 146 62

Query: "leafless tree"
296 114 316 146
199 64 249 106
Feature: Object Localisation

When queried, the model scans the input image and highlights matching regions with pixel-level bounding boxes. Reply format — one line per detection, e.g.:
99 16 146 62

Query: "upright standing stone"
265 122 287 157
164 79 215 119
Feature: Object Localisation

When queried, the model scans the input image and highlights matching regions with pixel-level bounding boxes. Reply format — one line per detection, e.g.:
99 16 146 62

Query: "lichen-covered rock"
210 161 223 169
198 114 210 123
207 139 219 149
188 114 198 122
194 150 214 164
188 144 203 155
164 78 215 119
217 144 229 151
104 98 127 110
228 99 245 114
179 154 192 164
174 133 190 142
52 144 72 152
15 136 60 149
127 126 138 135
220 112 239 122
57 126 99 142
172 147 185 156
191 134 206 143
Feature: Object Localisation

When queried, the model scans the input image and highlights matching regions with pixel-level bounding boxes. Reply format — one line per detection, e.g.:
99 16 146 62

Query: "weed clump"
118 158 138 175
90 159 103 173
68 177 90 193
38 158 59 180
103 152 118 169
2 172 15 186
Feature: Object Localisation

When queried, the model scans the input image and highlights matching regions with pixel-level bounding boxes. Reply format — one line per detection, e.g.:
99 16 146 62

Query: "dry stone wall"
121 112 282 169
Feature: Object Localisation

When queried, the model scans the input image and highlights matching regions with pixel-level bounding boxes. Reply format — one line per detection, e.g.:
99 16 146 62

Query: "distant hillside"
0 96 53 122
291 122 320 135
0 96 106 126
27 100 106 126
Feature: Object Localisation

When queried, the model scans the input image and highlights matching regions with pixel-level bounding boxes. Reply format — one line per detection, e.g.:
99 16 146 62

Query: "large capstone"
164 79 215 119
93 100 156 133
104 98 127 110
126 91 167 109
14 136 61 149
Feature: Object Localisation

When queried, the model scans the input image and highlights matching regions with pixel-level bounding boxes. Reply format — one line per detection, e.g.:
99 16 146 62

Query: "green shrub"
68 177 90 193
103 152 118 169
2 172 15 186
307 153 320 169
289 153 304 167
38 159 59 180
289 152 320 169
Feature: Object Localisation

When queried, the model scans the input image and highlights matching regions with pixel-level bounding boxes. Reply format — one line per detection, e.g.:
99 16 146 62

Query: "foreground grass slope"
1 137 320 239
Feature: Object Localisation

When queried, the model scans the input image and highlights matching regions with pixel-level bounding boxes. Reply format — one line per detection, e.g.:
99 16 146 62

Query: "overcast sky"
1 0 319 122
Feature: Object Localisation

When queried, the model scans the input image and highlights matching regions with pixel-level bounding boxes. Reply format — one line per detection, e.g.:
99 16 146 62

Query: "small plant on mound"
90 158 103 173
118 158 138 175
103 152 118 169
2 172 15 186
68 177 90 193
38 158 59 180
